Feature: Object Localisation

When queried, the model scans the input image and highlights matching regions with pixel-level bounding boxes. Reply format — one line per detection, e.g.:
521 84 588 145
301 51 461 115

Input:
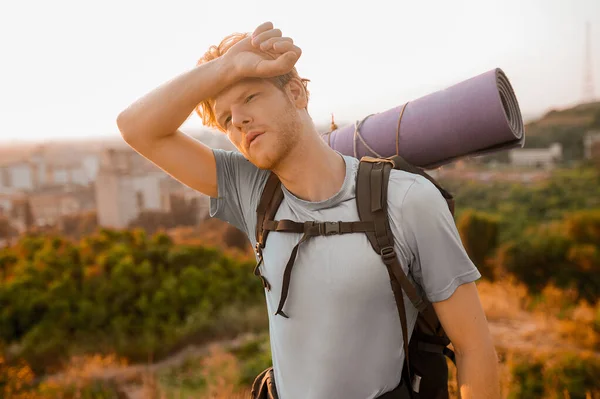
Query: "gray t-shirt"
209 148 480 399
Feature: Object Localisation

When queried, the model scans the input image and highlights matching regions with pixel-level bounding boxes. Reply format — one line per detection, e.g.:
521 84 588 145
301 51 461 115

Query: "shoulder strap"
256 172 283 245
356 155 453 385
358 156 451 330
254 172 284 290
356 157 431 313
254 171 376 318
356 157 415 382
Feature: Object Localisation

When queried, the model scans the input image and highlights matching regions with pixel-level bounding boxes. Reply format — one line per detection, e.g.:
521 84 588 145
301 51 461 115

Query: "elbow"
116 110 136 144
116 110 129 136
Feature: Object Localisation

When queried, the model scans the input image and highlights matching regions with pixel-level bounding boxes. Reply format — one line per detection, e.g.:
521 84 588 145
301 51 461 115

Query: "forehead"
213 78 272 111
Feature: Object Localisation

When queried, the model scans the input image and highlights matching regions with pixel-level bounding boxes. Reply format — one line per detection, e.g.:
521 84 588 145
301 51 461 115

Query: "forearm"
455 344 500 399
117 56 238 143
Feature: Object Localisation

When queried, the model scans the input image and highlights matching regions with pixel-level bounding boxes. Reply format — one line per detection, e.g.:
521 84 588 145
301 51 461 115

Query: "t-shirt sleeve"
400 176 481 303
209 148 269 238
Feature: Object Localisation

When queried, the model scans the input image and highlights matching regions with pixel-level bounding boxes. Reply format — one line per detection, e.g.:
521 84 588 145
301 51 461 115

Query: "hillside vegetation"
1 163 600 398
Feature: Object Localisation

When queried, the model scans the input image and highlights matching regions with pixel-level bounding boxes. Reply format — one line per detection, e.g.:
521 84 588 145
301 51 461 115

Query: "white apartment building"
509 143 563 169
95 148 209 229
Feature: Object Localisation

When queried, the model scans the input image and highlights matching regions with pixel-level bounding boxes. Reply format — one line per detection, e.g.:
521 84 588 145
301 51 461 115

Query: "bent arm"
433 282 500 399
116 57 238 198
395 175 498 397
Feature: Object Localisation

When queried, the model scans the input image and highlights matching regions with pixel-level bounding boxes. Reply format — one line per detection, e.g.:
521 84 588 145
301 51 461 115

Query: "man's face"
213 78 302 170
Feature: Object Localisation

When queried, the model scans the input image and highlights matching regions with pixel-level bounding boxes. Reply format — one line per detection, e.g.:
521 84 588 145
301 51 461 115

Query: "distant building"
2 186 95 232
48 160 89 186
0 160 36 191
159 175 210 220
584 130 600 160
95 148 208 229
36 147 100 187
0 191 16 217
0 146 100 192
0 145 102 230
27 185 96 227
509 143 563 169
95 148 164 228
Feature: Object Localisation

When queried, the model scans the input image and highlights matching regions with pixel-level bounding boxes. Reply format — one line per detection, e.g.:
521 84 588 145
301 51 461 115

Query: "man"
117 21 500 399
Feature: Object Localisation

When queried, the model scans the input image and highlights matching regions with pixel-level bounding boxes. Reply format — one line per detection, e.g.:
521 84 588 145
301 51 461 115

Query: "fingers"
280 50 301 66
275 42 301 59
249 22 302 78
251 22 273 39
252 29 282 48
255 50 301 78
259 37 293 51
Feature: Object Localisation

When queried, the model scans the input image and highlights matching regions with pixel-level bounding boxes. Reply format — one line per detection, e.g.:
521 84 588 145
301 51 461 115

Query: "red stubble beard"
242 101 302 171
244 130 281 170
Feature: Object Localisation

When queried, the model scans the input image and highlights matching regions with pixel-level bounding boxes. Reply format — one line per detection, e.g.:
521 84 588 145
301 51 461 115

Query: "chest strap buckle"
320 221 341 236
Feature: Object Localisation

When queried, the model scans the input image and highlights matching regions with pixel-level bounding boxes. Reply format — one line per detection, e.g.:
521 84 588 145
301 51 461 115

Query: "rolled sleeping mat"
322 68 525 169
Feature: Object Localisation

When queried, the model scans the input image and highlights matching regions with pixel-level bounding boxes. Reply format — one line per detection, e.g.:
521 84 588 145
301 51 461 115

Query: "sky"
1 0 599 143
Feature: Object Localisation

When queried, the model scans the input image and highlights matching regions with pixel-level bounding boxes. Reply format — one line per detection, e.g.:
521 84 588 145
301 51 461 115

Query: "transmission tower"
583 22 595 103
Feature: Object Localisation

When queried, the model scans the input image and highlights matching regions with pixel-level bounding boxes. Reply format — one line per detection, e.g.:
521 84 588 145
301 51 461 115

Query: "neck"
272 125 346 202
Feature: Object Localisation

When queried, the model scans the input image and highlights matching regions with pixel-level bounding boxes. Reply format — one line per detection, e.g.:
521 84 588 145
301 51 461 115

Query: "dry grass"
168 221 254 261
198 344 250 399
554 301 600 351
121 344 250 399
478 278 599 354
3 279 599 398
529 285 600 353
477 277 532 322
54 353 129 383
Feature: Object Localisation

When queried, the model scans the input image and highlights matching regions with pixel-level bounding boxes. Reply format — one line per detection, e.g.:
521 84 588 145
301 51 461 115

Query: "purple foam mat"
322 68 525 169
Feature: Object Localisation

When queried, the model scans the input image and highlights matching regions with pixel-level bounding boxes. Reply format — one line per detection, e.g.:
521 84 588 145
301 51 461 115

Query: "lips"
245 131 264 148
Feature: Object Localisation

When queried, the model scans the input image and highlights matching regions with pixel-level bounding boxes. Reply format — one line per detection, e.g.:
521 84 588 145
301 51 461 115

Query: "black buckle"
320 221 341 236
380 246 396 262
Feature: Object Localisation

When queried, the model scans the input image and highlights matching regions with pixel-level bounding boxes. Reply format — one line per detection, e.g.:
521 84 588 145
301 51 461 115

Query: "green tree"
456 209 500 280
0 228 265 372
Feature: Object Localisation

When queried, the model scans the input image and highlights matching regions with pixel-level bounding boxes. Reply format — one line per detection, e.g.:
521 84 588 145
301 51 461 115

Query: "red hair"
194 32 310 132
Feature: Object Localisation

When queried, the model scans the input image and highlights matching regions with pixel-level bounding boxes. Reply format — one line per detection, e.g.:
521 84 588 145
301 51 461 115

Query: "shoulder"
212 148 256 169
387 169 447 214
209 148 271 233
212 148 270 183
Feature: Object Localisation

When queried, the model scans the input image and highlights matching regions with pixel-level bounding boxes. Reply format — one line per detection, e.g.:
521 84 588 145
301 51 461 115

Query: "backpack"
252 154 457 399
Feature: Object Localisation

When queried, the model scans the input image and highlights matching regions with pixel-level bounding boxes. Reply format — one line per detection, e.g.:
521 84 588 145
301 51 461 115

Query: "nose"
231 109 252 130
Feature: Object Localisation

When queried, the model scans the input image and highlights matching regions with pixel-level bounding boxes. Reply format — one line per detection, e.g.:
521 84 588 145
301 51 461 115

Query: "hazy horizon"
1 0 599 144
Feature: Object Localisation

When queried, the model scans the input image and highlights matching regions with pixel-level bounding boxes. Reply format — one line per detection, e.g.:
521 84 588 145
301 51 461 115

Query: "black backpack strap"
385 154 456 340
255 172 285 290
356 157 416 385
356 157 434 313
268 219 376 318
255 172 376 317
356 156 452 387
250 366 278 399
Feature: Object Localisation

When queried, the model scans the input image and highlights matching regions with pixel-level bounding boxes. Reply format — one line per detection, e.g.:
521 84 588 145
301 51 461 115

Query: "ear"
286 78 308 109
